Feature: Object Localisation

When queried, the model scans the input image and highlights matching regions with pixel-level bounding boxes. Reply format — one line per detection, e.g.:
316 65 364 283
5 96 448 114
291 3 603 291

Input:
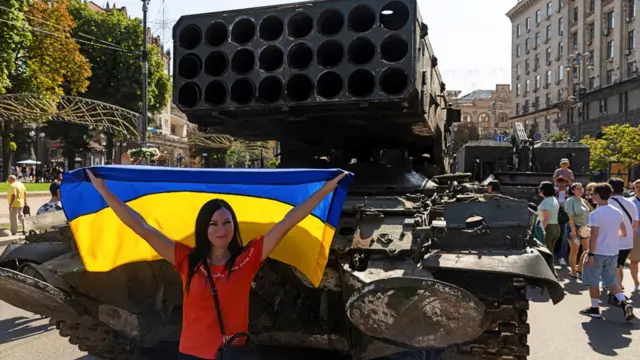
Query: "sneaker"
558 258 567 266
580 307 602 318
622 302 635 322
633 284 640 293
609 292 634 306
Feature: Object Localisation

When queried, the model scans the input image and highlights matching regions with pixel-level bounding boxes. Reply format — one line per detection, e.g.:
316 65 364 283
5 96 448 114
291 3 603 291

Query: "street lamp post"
28 126 46 182
488 101 504 138
566 52 592 139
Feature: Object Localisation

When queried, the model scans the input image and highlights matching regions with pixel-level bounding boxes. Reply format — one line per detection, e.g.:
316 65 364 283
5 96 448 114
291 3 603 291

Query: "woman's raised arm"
261 172 347 262
86 170 177 264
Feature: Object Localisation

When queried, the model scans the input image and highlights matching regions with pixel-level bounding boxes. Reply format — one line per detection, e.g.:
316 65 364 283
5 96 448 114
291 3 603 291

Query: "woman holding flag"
85 169 346 360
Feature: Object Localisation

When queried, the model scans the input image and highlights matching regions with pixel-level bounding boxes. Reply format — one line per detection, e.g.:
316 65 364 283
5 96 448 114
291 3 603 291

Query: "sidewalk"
0 191 49 199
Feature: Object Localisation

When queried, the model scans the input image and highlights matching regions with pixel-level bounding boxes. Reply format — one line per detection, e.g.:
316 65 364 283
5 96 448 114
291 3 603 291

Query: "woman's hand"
86 169 107 193
321 172 347 193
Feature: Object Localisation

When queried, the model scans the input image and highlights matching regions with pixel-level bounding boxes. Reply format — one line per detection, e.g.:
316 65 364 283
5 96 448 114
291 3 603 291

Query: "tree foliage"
451 122 479 154
0 0 91 178
581 124 640 171
547 129 572 142
67 0 171 114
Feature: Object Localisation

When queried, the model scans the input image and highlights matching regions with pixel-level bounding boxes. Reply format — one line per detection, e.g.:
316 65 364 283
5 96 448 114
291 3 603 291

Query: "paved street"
0 196 50 225
0 244 639 359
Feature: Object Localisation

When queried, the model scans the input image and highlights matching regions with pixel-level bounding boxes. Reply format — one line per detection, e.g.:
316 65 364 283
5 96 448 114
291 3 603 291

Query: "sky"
107 0 516 95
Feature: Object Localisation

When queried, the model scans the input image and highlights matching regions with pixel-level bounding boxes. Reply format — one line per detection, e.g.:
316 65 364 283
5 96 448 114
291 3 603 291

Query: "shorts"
618 249 631 268
582 254 618 288
630 234 640 261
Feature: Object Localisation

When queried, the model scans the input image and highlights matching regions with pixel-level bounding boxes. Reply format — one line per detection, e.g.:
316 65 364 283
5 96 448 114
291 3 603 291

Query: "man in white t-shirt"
580 183 634 321
608 178 640 293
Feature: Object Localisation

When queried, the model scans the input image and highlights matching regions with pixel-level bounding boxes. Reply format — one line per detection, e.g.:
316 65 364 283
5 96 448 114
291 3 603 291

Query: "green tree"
0 0 91 178
581 124 640 171
451 122 479 154
51 0 172 166
547 129 572 142
67 0 171 114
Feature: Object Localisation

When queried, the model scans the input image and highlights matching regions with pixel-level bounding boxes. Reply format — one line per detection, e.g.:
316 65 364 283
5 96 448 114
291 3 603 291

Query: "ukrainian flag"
60 166 352 287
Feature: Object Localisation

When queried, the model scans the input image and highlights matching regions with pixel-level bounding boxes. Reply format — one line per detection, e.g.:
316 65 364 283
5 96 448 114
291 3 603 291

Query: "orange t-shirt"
173 236 264 359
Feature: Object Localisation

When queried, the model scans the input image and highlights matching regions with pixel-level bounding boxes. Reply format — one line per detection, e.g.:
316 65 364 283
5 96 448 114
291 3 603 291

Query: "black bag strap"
611 197 633 224
202 263 226 335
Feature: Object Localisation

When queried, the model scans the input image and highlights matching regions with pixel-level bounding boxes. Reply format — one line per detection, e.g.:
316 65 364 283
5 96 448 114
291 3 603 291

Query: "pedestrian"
537 181 561 258
36 181 63 215
487 180 501 194
580 182 634 321
85 169 346 360
607 178 639 294
553 158 575 187
585 182 598 209
6 175 26 235
556 177 570 266
630 179 640 292
565 182 591 278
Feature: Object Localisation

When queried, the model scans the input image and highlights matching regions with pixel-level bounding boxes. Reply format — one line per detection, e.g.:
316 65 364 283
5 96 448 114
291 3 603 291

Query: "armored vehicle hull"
0 165 562 360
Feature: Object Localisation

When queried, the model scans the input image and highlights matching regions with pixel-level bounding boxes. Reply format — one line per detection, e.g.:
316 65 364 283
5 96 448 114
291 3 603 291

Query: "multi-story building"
508 0 640 139
507 0 567 138
448 84 514 138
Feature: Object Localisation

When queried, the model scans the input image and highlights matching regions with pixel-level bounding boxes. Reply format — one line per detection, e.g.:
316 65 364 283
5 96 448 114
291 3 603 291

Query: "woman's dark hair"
538 181 555 197
568 182 583 197
185 199 244 292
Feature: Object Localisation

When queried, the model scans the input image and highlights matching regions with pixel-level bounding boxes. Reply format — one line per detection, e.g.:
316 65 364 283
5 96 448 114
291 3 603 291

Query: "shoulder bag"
203 264 259 360
611 197 634 225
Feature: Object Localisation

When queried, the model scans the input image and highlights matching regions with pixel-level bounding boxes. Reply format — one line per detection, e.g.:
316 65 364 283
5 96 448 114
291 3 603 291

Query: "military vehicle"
0 1 563 359
455 122 591 201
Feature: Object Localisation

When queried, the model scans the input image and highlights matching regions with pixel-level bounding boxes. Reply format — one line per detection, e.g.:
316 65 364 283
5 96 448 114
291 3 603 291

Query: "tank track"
50 316 145 360
435 275 531 360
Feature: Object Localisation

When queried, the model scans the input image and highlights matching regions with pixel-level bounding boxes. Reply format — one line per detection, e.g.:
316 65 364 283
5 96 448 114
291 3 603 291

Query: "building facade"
447 84 514 138
508 0 640 139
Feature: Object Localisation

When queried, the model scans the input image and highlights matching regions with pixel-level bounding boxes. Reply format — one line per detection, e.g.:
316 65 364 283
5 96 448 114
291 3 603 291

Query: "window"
516 103 520 115
517 83 521 96
559 65 565 80
619 93 624 112
608 40 615 59
559 0 564 9
526 79 531 92
547 2 552 17
571 32 578 49
517 44 521 57
558 17 564 35
534 53 540 68
526 17 531 30
535 32 540 47
558 40 564 56
535 74 541 88
628 29 636 50
516 63 521 75
628 0 636 19
628 61 637 77
546 47 552 61
588 77 595 89
572 7 578 22
525 59 530 71
517 24 522 37
525 38 530 51
546 70 552 85
587 24 594 42
536 10 541 24
589 0 595 12
546 92 552 105
606 11 614 30
606 69 614 84
546 24 552 40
